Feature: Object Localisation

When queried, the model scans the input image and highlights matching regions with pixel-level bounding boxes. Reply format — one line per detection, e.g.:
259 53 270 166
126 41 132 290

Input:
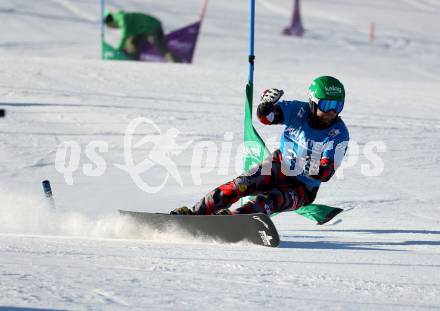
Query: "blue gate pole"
100 0 105 59
42 180 56 209
248 0 255 84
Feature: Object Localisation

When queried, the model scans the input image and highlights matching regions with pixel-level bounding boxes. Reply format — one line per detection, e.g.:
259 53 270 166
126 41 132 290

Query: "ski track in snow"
1 0 440 310
402 0 440 13
49 0 97 22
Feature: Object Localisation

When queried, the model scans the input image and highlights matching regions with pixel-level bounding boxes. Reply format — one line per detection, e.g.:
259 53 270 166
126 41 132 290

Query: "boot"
170 206 194 215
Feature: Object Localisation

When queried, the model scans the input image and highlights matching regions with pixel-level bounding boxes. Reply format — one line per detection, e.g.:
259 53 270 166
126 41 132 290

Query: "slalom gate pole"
42 180 56 209
200 0 209 21
100 0 105 59
248 0 255 84
241 0 342 224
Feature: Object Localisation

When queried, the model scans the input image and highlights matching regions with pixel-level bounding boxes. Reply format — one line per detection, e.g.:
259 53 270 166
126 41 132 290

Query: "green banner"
243 83 269 171
272 204 343 224
102 41 132 61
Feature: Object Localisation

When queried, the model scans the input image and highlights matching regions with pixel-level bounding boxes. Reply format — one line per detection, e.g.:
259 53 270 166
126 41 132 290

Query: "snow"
1 0 440 309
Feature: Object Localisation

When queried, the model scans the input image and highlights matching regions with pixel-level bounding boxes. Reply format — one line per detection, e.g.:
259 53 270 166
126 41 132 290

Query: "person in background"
104 11 179 62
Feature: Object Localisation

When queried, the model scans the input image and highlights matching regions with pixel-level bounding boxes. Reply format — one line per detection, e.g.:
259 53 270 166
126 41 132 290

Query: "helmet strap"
308 99 317 115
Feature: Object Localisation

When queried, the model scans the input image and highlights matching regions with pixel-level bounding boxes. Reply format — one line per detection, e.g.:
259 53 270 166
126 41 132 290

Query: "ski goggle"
316 99 344 113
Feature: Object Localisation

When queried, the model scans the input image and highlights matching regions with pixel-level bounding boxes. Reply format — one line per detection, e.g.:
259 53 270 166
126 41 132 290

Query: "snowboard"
119 210 280 247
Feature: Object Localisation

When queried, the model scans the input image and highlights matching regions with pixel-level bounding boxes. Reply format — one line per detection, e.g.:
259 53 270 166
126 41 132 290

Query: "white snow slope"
1 0 440 310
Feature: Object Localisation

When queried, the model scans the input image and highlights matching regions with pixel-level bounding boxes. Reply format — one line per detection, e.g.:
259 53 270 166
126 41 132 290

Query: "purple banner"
283 0 304 37
139 22 201 63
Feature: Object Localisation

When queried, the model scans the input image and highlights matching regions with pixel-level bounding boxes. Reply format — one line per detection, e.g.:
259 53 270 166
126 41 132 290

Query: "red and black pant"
193 150 318 215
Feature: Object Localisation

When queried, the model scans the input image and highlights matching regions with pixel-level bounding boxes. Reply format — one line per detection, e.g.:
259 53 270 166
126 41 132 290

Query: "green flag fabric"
102 41 132 60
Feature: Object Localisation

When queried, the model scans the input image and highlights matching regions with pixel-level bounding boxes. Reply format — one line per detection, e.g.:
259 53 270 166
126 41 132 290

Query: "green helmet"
309 76 345 101
308 76 345 116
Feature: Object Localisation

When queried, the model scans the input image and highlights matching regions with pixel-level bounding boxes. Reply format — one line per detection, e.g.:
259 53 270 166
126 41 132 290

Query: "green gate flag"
243 83 269 172
102 41 132 60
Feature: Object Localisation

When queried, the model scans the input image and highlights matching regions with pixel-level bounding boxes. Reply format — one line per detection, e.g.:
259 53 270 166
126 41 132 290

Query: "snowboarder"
104 11 179 62
172 76 350 216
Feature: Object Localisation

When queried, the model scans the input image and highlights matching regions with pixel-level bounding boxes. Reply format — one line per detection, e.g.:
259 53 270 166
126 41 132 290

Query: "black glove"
303 156 320 177
260 88 284 106
258 88 284 118
304 156 335 182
